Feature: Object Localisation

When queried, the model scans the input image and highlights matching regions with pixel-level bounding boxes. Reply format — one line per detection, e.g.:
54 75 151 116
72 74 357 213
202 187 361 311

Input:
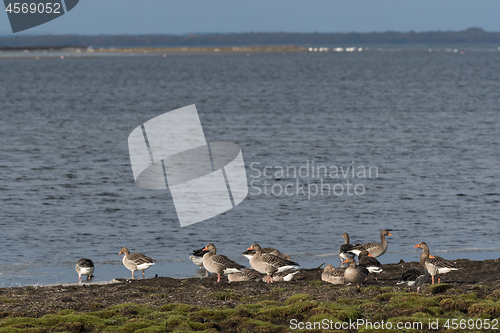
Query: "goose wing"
212 254 245 270
259 254 299 269
76 258 94 268
427 256 457 270
128 253 154 265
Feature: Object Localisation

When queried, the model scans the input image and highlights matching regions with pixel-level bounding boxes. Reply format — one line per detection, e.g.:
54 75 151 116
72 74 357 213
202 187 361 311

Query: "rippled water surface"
1 48 500 287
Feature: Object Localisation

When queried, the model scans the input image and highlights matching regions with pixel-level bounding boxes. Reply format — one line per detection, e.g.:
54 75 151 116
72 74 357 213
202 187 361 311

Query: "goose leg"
267 275 270 283
270 275 274 283
78 275 81 280
216 274 221 283
132 271 134 279
431 275 434 284
87 275 91 281
143 270 145 278
438 276 441 284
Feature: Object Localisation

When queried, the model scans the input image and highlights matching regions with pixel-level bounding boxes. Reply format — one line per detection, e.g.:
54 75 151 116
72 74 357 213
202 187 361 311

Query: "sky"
1 0 500 35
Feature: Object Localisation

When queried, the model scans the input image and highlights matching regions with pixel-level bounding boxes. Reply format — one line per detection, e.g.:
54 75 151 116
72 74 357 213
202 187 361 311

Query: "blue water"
1 46 500 287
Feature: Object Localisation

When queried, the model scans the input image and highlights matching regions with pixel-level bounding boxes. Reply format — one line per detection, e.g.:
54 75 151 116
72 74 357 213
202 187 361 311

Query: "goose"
321 264 345 285
348 230 392 258
358 250 383 281
397 268 429 293
415 242 458 284
242 247 288 260
202 243 245 283
263 270 300 282
339 233 356 260
119 247 155 278
247 243 299 283
343 257 369 287
190 247 209 268
75 258 94 281
228 269 263 282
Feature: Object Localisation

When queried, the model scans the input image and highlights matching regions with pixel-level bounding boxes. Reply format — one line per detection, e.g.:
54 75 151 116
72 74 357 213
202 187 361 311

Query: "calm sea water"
1 47 500 287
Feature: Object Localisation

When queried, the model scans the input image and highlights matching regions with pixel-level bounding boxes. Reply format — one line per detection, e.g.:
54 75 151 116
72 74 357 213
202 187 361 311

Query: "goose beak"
247 246 253 250
388 233 393 236
368 254 374 257
343 259 348 263
202 247 208 251
118 251 122 255
414 245 419 248
429 255 435 258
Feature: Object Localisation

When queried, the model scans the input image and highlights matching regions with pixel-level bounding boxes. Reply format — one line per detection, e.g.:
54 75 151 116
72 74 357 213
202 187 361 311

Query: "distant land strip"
1 28 500 48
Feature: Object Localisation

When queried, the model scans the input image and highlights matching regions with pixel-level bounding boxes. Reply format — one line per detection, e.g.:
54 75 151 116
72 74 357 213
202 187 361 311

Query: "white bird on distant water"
75 258 94 281
119 247 155 278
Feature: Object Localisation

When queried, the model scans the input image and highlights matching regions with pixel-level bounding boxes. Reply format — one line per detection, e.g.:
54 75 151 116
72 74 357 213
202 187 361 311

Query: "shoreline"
2 250 500 289
0 258 499 332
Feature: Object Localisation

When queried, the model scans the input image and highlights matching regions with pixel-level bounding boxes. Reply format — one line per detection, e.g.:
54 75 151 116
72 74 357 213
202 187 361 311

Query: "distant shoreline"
2 28 500 49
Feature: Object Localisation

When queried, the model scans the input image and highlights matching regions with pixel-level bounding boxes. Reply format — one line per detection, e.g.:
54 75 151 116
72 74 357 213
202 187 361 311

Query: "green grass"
1 291 499 332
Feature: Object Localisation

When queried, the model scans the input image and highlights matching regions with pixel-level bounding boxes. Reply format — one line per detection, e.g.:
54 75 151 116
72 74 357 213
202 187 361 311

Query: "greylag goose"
242 247 288 260
358 250 383 281
415 242 458 284
75 258 94 281
247 243 299 283
202 243 245 283
263 270 300 282
119 247 155 278
228 269 263 282
348 229 392 258
339 233 356 260
321 264 345 285
397 268 429 293
343 257 369 287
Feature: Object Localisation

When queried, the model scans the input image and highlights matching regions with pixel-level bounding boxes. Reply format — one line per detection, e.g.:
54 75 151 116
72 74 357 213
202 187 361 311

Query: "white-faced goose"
189 247 210 268
119 247 155 278
358 250 383 281
75 258 94 281
415 242 458 284
343 257 369 287
262 270 300 283
228 269 263 283
349 229 392 258
247 243 299 283
397 268 429 293
202 243 245 283
242 247 288 260
339 233 356 260
321 264 345 285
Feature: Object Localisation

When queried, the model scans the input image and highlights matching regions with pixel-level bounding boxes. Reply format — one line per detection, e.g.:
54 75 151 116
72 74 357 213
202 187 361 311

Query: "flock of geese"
75 230 458 293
